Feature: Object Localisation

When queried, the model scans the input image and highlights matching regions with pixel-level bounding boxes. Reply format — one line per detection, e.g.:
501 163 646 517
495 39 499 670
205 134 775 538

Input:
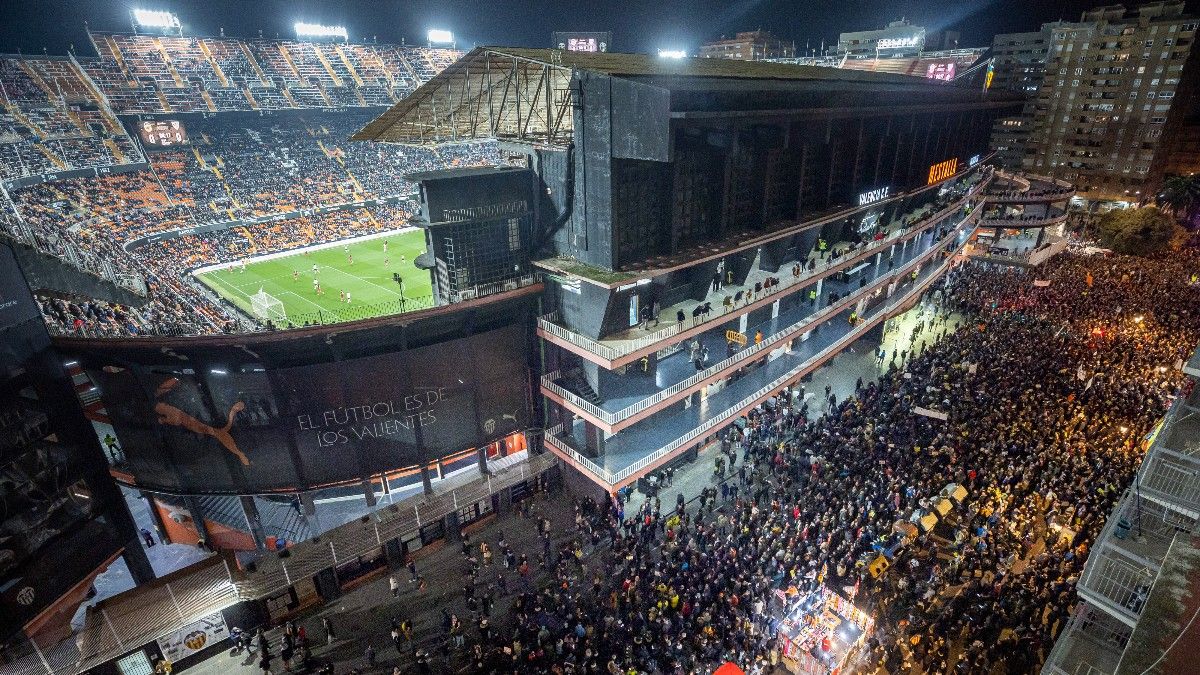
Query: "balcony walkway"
555 227 944 415
539 184 985 368
547 240 962 487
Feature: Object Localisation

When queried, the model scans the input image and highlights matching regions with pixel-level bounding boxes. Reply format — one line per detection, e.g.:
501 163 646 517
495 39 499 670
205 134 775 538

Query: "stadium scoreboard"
552 31 611 53
138 119 189 147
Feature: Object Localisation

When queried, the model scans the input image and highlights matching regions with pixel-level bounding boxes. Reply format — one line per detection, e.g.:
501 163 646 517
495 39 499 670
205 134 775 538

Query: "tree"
1157 173 1200 227
1096 206 1186 255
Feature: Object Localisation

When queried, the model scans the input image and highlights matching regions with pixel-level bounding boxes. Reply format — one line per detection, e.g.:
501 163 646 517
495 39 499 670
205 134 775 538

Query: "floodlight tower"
294 22 349 43
130 9 182 36
427 29 455 49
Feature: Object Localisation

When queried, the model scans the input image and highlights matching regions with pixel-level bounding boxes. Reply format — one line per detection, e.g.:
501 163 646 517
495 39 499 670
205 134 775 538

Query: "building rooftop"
353 46 1018 146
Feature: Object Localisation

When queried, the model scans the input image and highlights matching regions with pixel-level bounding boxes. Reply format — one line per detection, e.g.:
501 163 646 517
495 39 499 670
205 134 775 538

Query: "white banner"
913 406 949 421
157 613 228 662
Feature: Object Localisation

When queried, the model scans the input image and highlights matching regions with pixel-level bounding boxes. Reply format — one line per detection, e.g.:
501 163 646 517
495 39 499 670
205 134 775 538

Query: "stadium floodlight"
657 49 687 59
427 29 454 45
132 9 180 29
294 22 348 40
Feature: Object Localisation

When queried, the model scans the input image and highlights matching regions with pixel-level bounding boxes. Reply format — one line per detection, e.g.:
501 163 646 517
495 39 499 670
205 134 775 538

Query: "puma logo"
153 378 250 466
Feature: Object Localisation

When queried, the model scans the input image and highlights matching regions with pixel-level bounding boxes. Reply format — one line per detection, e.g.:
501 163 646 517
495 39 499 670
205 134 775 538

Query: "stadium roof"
407 165 525 182
354 46 1014 147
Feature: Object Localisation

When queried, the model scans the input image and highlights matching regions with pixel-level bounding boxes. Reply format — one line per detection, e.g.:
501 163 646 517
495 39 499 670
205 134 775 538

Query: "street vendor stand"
774 585 874 675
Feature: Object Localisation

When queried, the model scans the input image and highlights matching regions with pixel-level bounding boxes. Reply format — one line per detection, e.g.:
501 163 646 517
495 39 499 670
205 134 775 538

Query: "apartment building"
1025 2 1200 202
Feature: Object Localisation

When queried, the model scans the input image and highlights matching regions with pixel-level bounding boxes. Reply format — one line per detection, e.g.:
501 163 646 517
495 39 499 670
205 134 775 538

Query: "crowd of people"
375 250 1198 674
1 110 499 337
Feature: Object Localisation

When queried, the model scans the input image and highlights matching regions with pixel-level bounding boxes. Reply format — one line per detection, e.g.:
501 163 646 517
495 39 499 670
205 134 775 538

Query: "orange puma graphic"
153 378 250 466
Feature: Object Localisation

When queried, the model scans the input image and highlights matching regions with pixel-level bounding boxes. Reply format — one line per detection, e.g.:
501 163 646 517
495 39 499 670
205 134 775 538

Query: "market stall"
774 585 874 675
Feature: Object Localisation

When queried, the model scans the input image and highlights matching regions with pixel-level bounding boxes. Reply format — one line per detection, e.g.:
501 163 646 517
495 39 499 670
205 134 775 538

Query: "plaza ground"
195 229 431 325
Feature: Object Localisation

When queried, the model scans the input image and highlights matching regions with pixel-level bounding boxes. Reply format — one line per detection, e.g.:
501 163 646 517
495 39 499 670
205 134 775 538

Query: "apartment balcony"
1076 487 1198 627
541 218 975 433
1136 386 1200 519
538 185 986 370
1041 601 1130 675
543 237 967 489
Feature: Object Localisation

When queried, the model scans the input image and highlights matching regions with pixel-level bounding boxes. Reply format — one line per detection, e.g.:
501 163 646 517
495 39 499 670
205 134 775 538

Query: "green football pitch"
194 230 432 325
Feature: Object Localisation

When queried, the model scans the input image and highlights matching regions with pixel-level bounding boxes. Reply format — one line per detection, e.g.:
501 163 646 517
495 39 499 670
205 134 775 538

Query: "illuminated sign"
138 119 188 147
969 155 981 167
984 64 995 90
553 32 612 53
858 186 891 206
927 158 959 184
925 62 956 81
877 35 922 50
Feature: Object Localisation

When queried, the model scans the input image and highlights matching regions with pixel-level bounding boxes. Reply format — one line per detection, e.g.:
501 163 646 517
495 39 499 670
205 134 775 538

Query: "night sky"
0 0 1161 58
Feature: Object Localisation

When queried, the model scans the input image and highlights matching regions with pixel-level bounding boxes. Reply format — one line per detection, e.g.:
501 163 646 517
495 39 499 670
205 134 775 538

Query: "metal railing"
979 212 1069 229
234 450 558 597
538 177 991 363
546 247 963 486
5 452 558 675
1041 602 1128 675
449 273 540 303
544 218 977 427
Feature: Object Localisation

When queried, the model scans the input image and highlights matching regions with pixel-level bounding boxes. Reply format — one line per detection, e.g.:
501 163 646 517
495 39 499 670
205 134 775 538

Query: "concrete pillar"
444 510 462 542
771 299 780 319
361 477 377 508
477 445 490 474
815 278 823 300
585 421 605 456
184 495 213 547
421 465 435 496
890 243 896 256
239 495 268 551
856 298 866 316
875 251 883 266
738 313 748 335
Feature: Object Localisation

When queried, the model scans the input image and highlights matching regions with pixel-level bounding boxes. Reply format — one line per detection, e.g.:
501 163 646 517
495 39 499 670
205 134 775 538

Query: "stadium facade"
356 47 1024 492
0 33 1062 674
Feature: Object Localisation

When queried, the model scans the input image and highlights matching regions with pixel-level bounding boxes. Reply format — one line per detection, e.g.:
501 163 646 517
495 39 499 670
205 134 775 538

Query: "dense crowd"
406 251 1198 674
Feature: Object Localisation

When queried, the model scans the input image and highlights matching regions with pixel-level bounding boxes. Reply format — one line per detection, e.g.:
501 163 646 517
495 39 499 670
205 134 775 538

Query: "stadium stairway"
197 40 231 87
239 43 272 85
17 60 59 103
276 43 303 81
562 368 603 407
240 86 260 110
151 37 188 88
35 142 65 168
332 44 365 86
154 88 173 113
101 35 133 81
312 46 343 86
103 137 127 164
5 103 46 139
200 90 218 112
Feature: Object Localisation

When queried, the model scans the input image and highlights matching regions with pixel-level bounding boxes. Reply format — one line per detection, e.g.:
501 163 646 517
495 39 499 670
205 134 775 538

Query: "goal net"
250 288 287 323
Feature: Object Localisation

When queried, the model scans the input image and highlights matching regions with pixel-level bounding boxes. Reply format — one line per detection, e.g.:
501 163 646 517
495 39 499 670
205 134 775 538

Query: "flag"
1085 272 1093 287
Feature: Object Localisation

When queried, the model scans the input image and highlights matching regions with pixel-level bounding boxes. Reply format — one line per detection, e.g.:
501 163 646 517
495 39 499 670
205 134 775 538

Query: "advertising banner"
90 325 531 493
157 613 228 661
